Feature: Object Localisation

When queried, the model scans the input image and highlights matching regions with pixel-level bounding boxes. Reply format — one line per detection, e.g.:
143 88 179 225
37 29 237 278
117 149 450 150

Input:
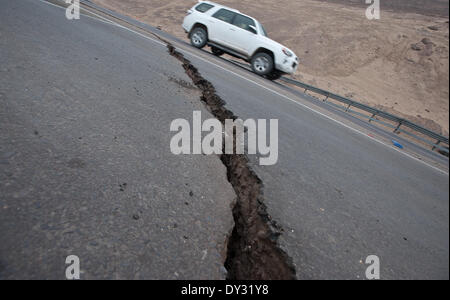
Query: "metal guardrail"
280 77 449 154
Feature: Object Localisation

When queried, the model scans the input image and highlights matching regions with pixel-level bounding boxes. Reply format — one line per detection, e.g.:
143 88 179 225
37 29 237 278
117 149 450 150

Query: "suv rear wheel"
190 27 208 49
251 52 274 76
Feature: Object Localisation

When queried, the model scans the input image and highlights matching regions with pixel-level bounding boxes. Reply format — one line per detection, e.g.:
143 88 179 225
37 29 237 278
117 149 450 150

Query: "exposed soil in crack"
167 44 297 280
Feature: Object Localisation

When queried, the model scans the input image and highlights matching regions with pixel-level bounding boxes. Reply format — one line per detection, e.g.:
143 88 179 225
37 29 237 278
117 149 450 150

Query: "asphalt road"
0 0 235 279
1 0 449 280
188 54 449 279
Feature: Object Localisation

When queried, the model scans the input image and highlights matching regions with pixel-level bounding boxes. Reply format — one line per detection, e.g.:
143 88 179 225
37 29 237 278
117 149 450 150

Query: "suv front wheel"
190 27 208 49
251 52 274 76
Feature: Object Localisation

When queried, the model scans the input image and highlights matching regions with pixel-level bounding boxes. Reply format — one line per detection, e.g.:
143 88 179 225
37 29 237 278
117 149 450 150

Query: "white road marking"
39 0 449 175
39 0 111 25
39 0 166 45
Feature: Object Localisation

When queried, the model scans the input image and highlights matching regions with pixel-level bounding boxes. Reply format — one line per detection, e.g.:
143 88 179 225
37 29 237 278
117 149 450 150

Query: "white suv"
182 1 299 80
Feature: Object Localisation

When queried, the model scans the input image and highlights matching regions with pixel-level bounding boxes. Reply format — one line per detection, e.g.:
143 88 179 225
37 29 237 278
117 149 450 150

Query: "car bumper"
182 15 193 34
276 56 299 74
182 22 189 33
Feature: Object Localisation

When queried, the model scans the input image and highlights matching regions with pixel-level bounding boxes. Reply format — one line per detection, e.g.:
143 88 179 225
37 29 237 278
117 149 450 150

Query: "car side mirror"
249 25 257 34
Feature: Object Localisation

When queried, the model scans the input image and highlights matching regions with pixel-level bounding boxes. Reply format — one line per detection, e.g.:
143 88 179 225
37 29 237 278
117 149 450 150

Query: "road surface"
0 0 235 279
0 0 448 279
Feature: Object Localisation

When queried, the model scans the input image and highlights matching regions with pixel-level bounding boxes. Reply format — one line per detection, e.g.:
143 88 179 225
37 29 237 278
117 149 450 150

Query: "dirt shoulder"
92 0 449 136
315 0 449 18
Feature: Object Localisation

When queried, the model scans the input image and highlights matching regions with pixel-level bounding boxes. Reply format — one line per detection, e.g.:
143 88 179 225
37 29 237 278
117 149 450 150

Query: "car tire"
251 52 274 76
190 27 208 49
265 71 282 81
211 47 224 56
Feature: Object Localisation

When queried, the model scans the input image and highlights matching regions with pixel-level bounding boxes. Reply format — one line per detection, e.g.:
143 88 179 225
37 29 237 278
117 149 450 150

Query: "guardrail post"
323 95 329 102
369 113 376 123
432 140 441 151
394 121 403 133
345 104 351 112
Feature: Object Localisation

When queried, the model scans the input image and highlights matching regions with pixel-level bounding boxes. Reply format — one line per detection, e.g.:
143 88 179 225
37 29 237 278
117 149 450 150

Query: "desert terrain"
92 0 449 136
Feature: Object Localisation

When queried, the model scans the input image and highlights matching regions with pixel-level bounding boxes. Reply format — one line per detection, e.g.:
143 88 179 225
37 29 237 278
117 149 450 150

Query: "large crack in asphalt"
64 0 297 279
167 44 297 280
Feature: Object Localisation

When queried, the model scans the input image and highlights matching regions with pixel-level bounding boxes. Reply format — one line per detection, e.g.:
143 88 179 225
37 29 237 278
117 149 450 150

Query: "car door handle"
229 28 236 31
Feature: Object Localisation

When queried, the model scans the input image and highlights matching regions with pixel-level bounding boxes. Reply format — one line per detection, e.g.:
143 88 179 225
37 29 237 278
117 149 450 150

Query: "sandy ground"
92 0 449 136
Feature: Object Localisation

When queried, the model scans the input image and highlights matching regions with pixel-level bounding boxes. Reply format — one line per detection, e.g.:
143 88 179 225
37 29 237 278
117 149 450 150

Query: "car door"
207 9 237 48
228 14 259 56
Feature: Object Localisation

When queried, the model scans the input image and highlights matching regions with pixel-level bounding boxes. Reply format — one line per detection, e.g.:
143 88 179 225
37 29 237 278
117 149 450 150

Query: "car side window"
195 3 214 13
212 9 236 24
232 14 256 33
